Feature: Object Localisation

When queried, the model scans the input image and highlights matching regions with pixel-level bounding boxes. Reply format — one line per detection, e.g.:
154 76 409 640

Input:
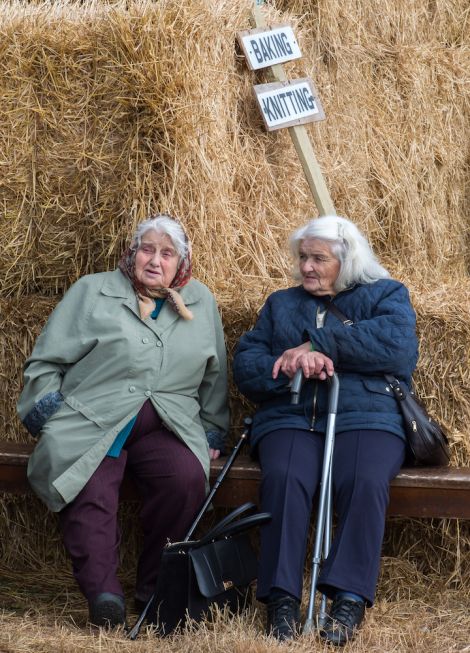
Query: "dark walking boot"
319 596 365 646
266 595 301 641
88 592 126 629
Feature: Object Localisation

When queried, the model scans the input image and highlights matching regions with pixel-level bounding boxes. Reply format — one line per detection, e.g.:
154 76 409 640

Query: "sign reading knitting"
237 24 301 70
254 79 325 131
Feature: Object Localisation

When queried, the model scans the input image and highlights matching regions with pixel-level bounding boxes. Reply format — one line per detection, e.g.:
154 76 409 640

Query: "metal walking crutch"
128 417 252 640
291 368 340 635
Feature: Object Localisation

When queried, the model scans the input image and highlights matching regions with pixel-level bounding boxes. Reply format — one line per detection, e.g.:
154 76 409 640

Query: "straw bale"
0 296 58 442
0 0 469 612
0 0 468 296
0 0 300 296
408 277 470 466
281 0 470 275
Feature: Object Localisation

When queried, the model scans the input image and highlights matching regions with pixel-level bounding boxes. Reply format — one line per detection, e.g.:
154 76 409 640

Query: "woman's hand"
272 342 334 381
209 448 221 460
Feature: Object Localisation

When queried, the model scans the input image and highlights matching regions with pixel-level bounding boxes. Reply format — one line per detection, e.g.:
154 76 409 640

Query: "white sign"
237 24 301 70
254 78 325 131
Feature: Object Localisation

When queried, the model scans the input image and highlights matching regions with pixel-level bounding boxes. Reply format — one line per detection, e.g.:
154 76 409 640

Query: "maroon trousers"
58 401 206 602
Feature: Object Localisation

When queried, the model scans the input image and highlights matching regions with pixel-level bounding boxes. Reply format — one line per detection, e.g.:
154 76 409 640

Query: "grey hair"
132 214 188 259
289 215 390 292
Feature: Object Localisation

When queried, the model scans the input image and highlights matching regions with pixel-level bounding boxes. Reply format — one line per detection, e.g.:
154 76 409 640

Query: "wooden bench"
1 441 469 519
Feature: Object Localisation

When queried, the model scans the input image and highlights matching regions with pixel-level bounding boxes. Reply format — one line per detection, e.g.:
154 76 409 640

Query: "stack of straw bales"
0 0 469 562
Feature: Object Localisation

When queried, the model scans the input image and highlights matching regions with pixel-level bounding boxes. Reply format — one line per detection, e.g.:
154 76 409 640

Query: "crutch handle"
327 372 340 413
290 368 304 405
291 369 339 407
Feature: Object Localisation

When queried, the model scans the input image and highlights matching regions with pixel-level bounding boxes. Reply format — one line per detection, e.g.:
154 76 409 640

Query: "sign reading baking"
237 24 301 70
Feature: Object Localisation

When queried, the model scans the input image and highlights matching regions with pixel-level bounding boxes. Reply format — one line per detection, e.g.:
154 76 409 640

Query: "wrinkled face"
298 238 341 296
134 231 179 289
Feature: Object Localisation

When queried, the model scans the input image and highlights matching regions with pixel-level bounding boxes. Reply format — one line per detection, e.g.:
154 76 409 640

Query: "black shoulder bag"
323 301 450 467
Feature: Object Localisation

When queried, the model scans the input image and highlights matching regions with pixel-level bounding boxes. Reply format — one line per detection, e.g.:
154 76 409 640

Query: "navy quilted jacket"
232 279 418 449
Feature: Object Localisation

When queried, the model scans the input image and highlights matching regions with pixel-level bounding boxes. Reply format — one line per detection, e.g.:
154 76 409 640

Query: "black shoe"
88 592 126 628
319 597 365 646
266 595 300 641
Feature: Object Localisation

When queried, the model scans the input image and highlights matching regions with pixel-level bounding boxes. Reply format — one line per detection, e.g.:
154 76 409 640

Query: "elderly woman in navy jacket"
232 215 418 645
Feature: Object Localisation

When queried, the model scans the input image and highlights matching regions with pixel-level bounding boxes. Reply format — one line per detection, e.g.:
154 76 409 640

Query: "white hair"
132 214 188 259
289 215 390 292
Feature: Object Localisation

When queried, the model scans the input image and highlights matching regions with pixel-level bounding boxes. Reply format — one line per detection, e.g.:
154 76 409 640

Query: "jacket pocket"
64 395 106 428
361 378 396 412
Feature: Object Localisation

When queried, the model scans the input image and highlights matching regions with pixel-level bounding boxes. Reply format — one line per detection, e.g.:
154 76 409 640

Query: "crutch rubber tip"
302 619 316 635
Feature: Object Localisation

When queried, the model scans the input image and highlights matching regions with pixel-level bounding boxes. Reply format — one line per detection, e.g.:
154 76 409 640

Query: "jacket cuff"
22 391 64 437
205 429 226 453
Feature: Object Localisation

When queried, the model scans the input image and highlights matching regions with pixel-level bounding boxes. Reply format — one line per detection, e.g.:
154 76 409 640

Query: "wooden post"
251 2 335 216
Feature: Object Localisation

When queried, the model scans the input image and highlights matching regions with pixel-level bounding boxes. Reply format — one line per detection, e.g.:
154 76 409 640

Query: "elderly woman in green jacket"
17 214 229 628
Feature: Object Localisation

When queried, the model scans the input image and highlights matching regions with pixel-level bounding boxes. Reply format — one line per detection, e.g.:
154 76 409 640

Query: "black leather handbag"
384 375 450 466
324 301 450 467
147 502 270 635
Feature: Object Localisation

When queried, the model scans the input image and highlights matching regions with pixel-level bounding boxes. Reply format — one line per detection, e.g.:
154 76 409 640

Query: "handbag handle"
195 502 257 545
212 511 271 540
195 511 271 548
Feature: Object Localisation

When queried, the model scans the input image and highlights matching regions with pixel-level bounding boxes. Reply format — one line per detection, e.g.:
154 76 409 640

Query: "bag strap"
323 303 408 393
196 502 257 544
195 511 271 548
322 300 354 326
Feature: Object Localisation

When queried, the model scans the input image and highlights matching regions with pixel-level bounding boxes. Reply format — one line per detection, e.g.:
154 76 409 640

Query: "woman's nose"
149 253 161 266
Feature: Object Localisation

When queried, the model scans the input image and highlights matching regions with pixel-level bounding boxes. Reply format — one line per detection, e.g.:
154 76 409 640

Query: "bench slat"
1 443 469 519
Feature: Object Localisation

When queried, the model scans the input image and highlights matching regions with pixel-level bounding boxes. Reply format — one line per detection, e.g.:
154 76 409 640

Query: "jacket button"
129 386 136 393
144 390 152 397
156 341 162 347
142 337 149 344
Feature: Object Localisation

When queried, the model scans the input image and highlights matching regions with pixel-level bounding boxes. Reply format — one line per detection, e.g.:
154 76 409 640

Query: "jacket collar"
100 269 202 334
100 269 134 299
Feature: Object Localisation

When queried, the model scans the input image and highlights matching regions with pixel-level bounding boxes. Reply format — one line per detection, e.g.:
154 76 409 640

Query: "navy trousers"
256 428 406 605
59 401 206 603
